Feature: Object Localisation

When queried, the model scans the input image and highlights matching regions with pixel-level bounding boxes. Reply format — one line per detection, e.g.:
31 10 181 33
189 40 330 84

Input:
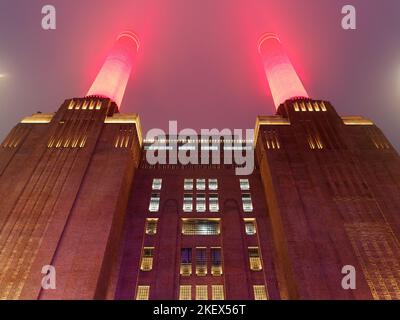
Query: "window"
180 248 192 276
145 218 158 235
244 219 256 235
196 193 206 212
248 247 262 271
152 178 162 190
209 194 219 212
240 179 250 190
196 178 206 190
208 179 218 190
136 286 150 300
242 193 253 212
265 130 281 150
184 178 193 191
212 285 224 300
196 285 208 300
182 219 220 236
253 285 268 300
140 247 154 271
183 193 193 212
179 285 192 300
211 247 223 276
196 247 207 276
149 193 160 212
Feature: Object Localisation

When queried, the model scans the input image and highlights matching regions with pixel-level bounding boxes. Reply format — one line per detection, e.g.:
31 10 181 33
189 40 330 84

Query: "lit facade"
0 32 400 300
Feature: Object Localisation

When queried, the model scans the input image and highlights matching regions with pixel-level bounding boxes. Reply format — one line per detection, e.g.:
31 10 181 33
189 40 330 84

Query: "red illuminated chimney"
258 33 308 109
87 31 140 109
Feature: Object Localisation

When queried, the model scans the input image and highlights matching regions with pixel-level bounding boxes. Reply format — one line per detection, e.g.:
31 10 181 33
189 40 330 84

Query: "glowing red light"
87 31 140 108
258 33 308 109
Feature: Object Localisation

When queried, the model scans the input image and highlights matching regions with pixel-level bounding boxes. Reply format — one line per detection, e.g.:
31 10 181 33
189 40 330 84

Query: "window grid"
196 193 206 212
196 247 207 276
182 219 220 236
140 247 154 271
248 247 262 271
244 219 256 235
253 285 268 300
196 179 206 190
184 178 193 191
180 248 192 276
208 179 218 190
183 193 193 212
212 285 225 300
149 193 160 212
179 285 192 300
152 178 162 190
145 218 158 235
136 286 150 300
242 193 253 212
240 179 250 190
211 247 223 276
196 285 208 300
209 193 219 212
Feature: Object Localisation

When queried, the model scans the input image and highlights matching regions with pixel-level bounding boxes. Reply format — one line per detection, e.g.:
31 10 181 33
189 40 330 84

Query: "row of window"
145 218 257 236
151 178 251 191
184 178 218 191
293 101 327 112
180 247 222 276
183 193 218 212
179 285 224 300
149 193 253 213
139 246 223 275
180 247 262 272
135 285 268 300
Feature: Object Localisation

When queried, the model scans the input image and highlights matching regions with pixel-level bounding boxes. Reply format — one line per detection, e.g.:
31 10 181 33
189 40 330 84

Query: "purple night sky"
0 0 399 151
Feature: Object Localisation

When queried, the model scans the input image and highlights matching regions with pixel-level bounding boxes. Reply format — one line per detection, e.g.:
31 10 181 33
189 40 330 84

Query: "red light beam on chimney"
87 31 140 109
258 33 308 109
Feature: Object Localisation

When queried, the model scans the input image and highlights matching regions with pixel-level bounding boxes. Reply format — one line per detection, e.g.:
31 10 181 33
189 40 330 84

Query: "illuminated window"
149 193 160 212
196 247 207 276
240 179 250 190
183 193 193 212
179 285 192 300
145 218 158 235
320 102 327 111
196 193 206 212
212 285 224 300
184 178 193 191
196 179 206 190
152 178 162 190
182 219 220 236
248 247 262 271
209 194 219 212
253 285 268 300
140 247 154 271
136 286 150 300
208 179 218 190
308 134 324 150
242 193 253 212
244 219 256 235
180 248 192 276
265 131 281 150
196 285 208 300
211 247 223 276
